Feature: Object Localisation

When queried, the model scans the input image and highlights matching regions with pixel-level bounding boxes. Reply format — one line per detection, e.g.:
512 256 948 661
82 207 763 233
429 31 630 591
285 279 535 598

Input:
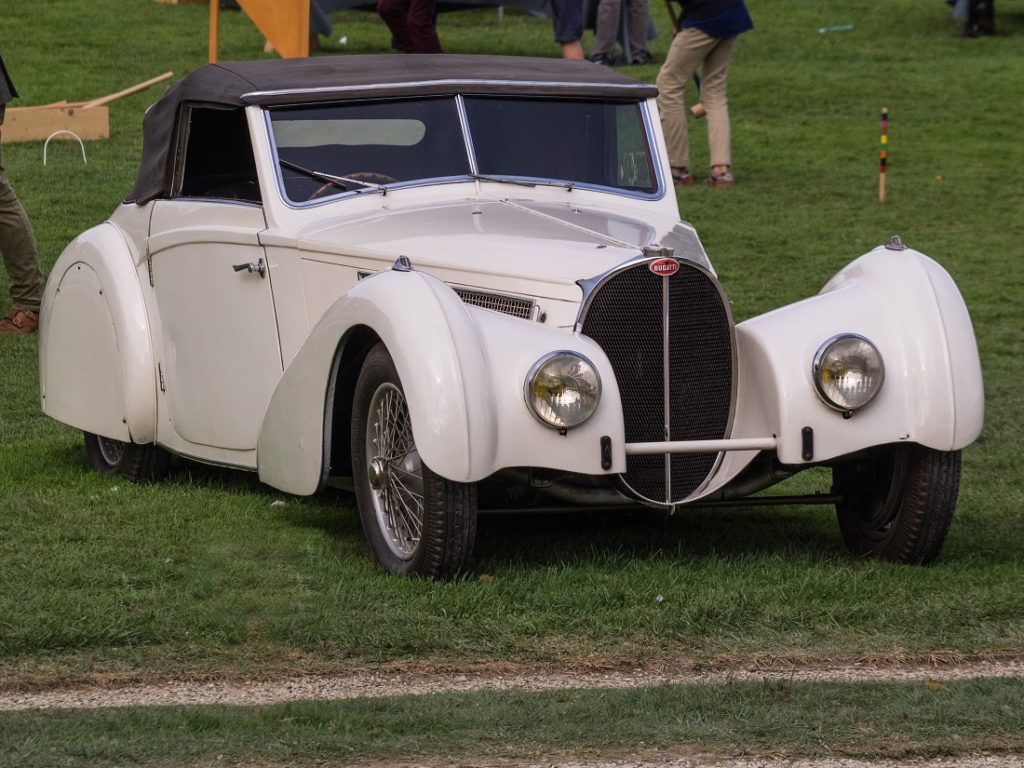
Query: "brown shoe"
671 167 695 187
706 170 735 187
0 308 39 334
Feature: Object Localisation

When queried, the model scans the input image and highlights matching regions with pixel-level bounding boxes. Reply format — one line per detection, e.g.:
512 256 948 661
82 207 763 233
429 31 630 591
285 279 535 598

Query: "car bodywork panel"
39 222 157 445
258 268 626 494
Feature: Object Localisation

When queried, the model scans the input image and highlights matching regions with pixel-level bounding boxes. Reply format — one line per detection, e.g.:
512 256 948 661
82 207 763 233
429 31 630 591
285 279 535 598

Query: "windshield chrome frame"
265 95 664 207
455 95 479 176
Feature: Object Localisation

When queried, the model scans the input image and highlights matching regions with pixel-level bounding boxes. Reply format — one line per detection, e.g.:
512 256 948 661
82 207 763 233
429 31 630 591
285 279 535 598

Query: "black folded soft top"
126 54 658 204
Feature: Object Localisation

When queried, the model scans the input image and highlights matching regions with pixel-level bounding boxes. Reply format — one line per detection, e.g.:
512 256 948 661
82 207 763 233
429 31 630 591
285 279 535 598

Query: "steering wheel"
306 178 347 201
307 171 400 201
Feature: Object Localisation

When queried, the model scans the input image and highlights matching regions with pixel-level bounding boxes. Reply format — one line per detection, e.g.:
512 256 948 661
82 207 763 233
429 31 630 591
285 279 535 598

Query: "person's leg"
699 35 737 172
590 0 623 61
551 0 585 58
0 140 43 315
377 0 415 52
405 0 442 52
655 28 716 172
626 0 651 61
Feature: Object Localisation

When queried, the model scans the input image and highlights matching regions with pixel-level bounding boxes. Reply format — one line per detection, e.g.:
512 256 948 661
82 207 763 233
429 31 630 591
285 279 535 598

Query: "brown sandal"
671 168 694 187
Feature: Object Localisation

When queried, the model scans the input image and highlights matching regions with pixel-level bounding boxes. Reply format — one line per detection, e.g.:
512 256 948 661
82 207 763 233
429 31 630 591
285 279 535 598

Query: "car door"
147 104 283 453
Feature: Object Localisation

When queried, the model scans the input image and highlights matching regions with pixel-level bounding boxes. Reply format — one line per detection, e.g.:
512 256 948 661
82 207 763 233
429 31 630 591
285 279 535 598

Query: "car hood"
290 198 706 301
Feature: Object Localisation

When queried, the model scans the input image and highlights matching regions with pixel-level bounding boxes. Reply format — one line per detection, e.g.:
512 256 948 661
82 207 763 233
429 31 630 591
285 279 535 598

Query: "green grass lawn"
1 0 1022 687
3 677 1023 767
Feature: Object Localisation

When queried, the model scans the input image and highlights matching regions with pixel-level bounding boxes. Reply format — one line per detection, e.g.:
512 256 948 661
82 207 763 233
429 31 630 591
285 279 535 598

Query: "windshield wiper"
279 158 389 195
469 173 537 188
470 173 575 191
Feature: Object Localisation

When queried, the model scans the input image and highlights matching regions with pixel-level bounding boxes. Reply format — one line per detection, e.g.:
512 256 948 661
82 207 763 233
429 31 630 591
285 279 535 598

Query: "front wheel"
832 443 961 564
83 432 170 482
351 343 477 579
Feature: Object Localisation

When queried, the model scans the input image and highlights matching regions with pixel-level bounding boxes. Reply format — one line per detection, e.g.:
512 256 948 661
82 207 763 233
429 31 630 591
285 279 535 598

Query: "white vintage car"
40 55 984 578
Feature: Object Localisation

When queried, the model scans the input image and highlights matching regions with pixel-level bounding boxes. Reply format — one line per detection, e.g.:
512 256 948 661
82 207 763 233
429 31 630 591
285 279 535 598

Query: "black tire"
83 432 171 482
832 443 960 564
351 343 477 579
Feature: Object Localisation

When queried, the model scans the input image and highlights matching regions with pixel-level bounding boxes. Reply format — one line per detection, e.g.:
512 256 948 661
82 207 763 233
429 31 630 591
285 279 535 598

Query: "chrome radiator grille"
579 259 734 504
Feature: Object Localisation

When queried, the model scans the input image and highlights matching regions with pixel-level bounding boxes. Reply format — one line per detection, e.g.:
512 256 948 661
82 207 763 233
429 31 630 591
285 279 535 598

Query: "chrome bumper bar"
624 437 778 456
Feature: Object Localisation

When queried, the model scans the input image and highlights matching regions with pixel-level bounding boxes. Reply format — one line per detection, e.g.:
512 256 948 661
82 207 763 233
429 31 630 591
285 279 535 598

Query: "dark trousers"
0 114 44 313
966 0 995 35
377 0 442 53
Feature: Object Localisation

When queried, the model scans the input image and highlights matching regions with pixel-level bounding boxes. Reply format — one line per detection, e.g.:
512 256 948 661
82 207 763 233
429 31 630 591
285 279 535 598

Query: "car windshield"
463 97 655 193
268 95 656 202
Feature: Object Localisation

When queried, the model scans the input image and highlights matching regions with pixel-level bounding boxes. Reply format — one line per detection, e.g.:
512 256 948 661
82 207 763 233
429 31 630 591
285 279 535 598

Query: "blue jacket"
679 0 753 38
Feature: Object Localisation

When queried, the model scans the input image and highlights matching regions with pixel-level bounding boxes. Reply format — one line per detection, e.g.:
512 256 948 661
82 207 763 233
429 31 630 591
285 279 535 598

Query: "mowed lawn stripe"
2 678 1023 768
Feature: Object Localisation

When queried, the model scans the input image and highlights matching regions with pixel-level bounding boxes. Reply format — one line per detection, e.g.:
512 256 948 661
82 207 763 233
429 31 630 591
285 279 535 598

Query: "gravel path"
523 757 1024 768
3 655 1022 712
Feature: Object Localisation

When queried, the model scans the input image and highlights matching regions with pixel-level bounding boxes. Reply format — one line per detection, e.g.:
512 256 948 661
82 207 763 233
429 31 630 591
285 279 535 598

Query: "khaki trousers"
656 28 737 169
0 117 44 313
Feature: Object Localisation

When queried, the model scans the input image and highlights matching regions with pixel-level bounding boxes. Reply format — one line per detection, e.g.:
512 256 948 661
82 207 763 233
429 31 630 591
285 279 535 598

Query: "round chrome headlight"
813 334 885 413
525 352 601 429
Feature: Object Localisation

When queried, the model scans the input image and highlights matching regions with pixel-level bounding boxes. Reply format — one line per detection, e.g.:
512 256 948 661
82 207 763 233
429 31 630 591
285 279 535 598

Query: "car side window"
176 106 261 204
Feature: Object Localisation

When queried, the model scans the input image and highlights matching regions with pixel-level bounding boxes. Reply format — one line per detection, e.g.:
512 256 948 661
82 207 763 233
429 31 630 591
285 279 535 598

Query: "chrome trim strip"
625 438 778 455
637 101 667 199
455 94 479 175
661 269 671 502
245 80 657 101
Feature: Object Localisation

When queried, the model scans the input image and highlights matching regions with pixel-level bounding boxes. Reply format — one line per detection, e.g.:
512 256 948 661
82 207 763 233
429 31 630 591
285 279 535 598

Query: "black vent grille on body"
580 260 733 503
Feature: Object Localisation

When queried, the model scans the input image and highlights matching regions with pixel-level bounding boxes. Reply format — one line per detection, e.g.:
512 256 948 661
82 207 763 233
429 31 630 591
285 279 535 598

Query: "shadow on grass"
155 457 841 565
22 440 1008 572
472 504 848 569
147 457 1005 570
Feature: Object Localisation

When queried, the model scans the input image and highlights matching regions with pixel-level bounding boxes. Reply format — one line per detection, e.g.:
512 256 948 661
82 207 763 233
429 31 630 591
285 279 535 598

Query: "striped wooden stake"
879 107 889 203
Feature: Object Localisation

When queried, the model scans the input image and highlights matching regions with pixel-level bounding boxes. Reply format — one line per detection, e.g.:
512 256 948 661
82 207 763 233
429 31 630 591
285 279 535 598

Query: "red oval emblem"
648 258 679 277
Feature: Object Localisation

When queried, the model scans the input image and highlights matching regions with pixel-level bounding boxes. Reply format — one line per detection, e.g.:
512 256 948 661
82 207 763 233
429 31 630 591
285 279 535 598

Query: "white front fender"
258 268 626 495
732 246 983 465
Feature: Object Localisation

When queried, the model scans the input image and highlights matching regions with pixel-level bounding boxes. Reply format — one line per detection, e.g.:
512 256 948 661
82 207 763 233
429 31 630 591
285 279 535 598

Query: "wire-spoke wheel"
352 343 477 578
83 432 170 482
832 443 960 564
366 382 425 560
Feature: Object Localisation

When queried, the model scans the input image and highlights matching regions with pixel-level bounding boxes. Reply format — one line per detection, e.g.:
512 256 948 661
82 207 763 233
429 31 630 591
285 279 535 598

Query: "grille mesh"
580 260 733 503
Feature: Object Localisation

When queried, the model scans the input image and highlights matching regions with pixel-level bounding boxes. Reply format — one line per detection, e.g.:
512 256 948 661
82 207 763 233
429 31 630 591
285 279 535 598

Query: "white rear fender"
733 246 983 465
258 268 626 495
39 223 156 443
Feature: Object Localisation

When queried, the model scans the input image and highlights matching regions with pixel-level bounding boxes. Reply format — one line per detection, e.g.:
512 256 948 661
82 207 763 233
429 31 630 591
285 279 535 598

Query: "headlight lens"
525 352 601 429
813 334 885 412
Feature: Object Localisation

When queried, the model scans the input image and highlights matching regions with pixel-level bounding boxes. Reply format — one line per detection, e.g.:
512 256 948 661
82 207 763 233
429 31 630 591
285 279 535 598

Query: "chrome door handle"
232 258 266 278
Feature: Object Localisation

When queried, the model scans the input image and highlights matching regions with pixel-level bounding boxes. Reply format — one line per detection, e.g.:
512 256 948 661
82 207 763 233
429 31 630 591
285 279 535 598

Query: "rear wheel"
83 432 170 482
351 343 477 579
832 443 960 564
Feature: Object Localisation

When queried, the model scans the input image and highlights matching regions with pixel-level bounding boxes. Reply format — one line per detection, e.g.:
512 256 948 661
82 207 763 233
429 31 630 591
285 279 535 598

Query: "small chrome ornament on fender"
885 235 907 251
